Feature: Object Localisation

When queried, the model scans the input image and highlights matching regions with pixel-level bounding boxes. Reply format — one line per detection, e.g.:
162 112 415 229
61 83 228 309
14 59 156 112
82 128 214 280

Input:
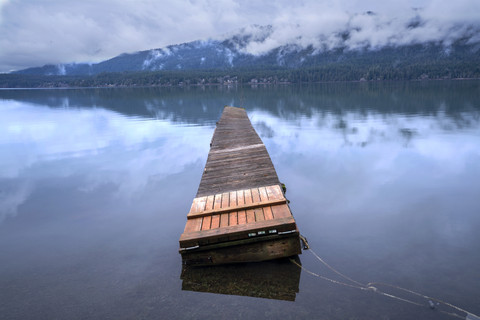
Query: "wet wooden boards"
179 106 301 265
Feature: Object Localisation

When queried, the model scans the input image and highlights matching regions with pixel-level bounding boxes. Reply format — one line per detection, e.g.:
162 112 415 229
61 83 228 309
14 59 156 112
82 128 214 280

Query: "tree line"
1 61 479 88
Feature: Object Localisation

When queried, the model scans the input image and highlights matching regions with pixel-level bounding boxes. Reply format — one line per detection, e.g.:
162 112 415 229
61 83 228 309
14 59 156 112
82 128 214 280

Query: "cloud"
0 180 32 223
0 0 479 72
0 0 255 72
237 1 480 55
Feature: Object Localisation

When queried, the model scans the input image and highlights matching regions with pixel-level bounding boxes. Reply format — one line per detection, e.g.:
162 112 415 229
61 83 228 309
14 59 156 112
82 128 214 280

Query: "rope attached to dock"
292 235 480 320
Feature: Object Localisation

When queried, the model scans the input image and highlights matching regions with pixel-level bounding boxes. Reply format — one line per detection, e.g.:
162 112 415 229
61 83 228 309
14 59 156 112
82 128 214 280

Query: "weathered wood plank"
258 187 268 201
189 196 207 214
263 206 274 220
184 196 206 233
237 189 244 205
229 211 238 226
237 210 247 225
180 216 297 244
254 208 265 221
187 198 287 219
237 190 247 225
220 213 229 228
251 188 261 203
271 204 292 219
201 216 211 231
211 193 222 229
222 192 230 208
205 195 215 211
201 195 215 231
229 191 237 207
266 185 284 200
183 218 203 233
214 193 222 210
244 189 255 223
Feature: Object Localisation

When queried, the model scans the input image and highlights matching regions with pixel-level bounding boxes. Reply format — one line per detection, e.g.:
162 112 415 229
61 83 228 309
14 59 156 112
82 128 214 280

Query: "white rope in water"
295 235 479 320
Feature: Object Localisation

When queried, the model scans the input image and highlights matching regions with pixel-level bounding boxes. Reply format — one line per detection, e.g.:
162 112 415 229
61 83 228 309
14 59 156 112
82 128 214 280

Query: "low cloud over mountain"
13 14 480 77
2 1 479 74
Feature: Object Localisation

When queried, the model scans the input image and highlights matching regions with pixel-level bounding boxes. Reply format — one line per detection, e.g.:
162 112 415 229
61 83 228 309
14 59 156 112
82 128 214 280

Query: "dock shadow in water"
180 256 301 301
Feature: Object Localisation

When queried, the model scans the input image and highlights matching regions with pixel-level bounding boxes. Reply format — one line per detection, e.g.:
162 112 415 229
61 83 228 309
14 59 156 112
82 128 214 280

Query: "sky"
0 0 479 73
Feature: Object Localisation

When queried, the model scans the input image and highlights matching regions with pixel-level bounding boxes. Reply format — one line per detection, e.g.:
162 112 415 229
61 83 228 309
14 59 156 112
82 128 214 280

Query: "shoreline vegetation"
1 64 479 89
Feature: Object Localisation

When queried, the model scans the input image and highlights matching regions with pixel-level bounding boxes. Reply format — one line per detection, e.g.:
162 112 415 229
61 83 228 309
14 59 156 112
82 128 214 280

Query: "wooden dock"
179 106 301 265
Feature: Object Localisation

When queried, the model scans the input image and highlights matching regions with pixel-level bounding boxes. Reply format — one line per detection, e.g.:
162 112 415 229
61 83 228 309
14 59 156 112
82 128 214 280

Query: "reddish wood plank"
229 191 238 226
258 187 268 202
263 206 274 220
246 210 255 223
205 195 215 211
244 189 253 205
238 210 247 225
229 211 238 226
211 215 220 229
254 208 265 221
220 213 229 227
187 198 287 219
189 196 207 213
251 188 261 203
201 216 212 230
229 191 237 207
183 218 203 233
214 193 222 210
211 194 222 229
244 189 255 222
266 185 284 200
237 189 245 206
271 204 292 219
220 204 230 226
222 192 230 208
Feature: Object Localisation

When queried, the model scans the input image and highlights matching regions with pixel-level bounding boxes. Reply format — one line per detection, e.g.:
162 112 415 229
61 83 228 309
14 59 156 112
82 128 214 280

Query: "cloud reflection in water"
0 100 213 222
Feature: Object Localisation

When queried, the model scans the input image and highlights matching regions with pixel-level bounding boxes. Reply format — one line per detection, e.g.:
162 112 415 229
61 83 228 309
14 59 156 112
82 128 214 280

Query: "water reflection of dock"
179 106 301 265
181 257 301 301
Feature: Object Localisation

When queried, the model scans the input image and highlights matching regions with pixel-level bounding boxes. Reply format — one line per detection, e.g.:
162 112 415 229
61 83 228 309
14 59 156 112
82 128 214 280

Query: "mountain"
12 23 480 77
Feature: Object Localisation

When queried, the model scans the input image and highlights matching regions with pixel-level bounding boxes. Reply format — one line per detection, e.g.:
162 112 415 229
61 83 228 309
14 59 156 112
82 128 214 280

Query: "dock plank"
184 196 206 233
237 190 247 225
180 216 297 246
187 197 286 219
201 216 211 231
238 210 247 225
211 194 222 229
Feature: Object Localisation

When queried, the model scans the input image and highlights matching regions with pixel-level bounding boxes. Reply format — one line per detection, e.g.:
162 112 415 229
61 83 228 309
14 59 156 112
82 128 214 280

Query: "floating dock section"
179 106 301 265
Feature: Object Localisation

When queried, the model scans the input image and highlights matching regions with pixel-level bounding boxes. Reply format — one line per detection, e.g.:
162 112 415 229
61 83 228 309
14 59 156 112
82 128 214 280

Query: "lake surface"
1 81 479 320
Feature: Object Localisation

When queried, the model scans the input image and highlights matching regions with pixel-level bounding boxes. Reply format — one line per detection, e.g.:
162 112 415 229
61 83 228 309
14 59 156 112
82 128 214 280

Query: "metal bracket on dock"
278 230 297 235
179 245 200 252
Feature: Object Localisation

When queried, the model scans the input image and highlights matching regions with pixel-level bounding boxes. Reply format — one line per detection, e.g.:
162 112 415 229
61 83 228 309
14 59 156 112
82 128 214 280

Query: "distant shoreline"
1 76 479 90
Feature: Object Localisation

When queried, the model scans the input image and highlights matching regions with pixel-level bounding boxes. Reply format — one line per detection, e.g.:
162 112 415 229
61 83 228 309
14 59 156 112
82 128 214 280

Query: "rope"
300 235 364 287
294 235 479 320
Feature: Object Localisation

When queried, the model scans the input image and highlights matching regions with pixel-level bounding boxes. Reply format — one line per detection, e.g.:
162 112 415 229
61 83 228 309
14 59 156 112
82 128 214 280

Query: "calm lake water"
1 81 479 320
